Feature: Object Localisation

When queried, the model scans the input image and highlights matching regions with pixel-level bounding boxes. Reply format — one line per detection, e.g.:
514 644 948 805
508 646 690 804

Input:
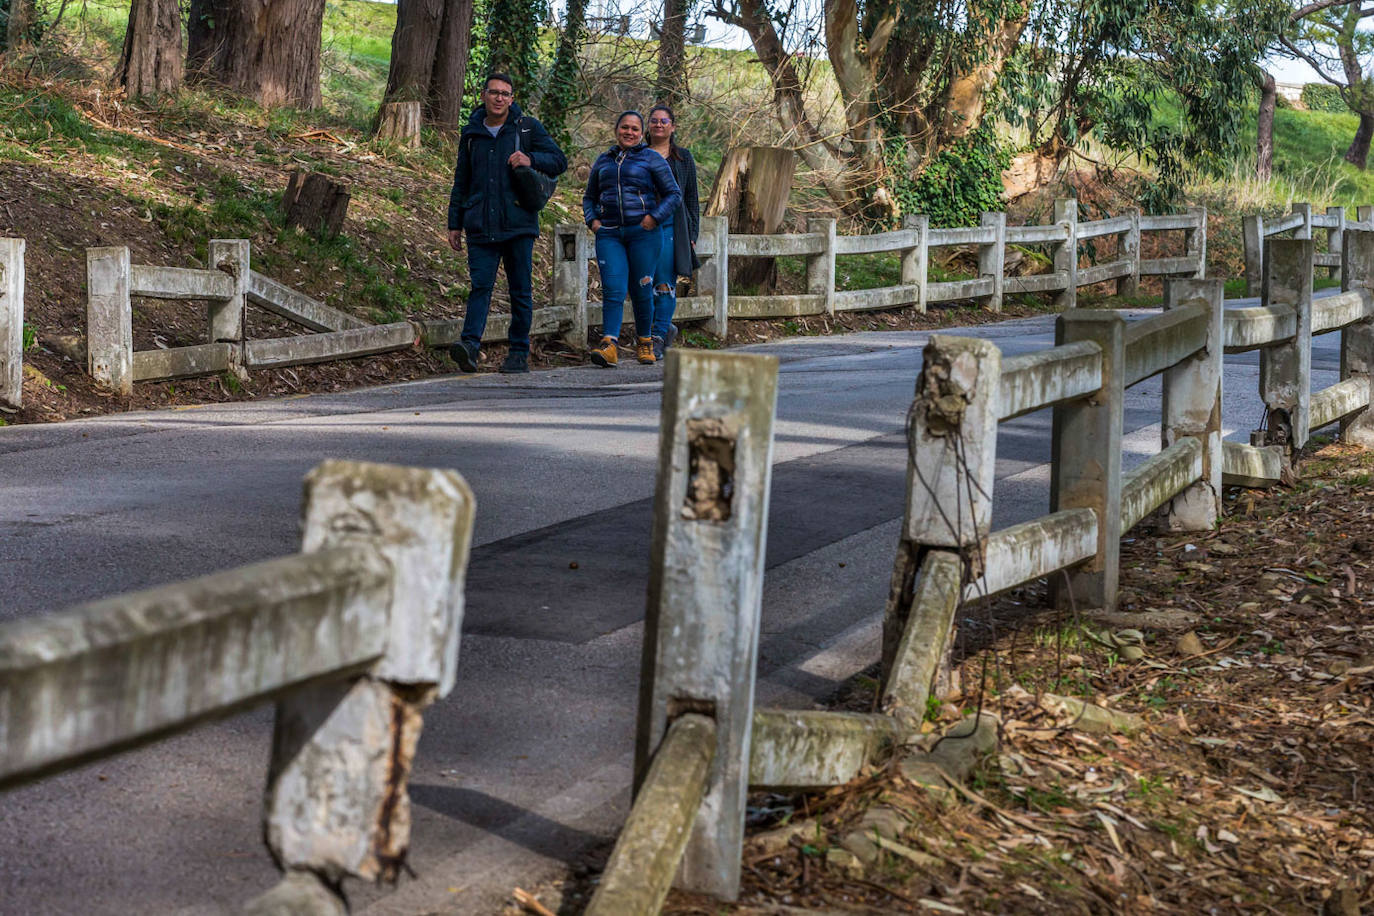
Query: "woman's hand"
640 215 657 230
590 219 602 232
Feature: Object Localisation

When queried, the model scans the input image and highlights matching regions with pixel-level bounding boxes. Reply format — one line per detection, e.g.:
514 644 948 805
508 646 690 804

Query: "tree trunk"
655 0 687 106
377 101 423 146
426 0 474 130
1257 70 1276 180
283 171 350 237
1347 113 1374 169
116 0 184 98
187 0 326 108
6 0 36 50
705 147 796 291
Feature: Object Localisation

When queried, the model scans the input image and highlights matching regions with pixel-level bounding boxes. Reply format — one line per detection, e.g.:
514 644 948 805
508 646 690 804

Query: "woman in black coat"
645 104 700 362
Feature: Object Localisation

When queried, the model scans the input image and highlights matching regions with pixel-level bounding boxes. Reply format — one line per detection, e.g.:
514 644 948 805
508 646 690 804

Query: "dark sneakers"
499 350 530 374
651 336 666 361
451 341 479 373
663 323 678 351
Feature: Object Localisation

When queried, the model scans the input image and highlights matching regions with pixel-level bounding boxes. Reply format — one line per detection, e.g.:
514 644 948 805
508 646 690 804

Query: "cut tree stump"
282 171 351 238
376 101 422 147
704 146 795 292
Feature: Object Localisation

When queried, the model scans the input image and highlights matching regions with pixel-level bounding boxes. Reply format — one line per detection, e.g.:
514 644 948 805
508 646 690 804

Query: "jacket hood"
464 101 526 132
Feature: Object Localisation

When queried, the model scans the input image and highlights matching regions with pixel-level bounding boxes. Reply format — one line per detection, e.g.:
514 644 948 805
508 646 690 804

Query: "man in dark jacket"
447 73 567 374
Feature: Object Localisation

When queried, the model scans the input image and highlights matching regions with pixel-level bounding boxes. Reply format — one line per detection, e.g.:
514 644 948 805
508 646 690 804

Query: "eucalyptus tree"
1280 0 1374 167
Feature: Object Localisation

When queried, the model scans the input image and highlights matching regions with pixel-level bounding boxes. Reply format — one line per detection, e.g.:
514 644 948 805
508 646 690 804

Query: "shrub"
1301 83 1346 113
891 127 1012 229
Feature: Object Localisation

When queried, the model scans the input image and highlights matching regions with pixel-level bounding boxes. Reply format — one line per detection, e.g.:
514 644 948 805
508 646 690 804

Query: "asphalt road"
0 310 1344 915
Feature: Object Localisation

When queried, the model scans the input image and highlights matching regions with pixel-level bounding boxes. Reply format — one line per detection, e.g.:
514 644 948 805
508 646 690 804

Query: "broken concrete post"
0 238 22 408
207 239 249 345
882 550 963 731
242 869 346 916
1054 198 1079 309
1258 239 1314 450
587 714 715 916
1294 201 1313 240
900 214 929 313
1161 278 1224 530
635 350 779 900
882 336 1000 679
262 460 475 887
1185 206 1207 278
978 211 1006 312
1050 311 1125 611
1341 229 1374 447
1117 209 1141 297
86 246 133 396
553 224 590 349
698 215 730 338
807 217 837 316
1243 214 1265 298
1328 205 1346 280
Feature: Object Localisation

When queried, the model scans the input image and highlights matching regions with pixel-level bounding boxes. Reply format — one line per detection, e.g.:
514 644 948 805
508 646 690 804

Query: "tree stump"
705 147 795 292
376 101 422 147
282 171 350 238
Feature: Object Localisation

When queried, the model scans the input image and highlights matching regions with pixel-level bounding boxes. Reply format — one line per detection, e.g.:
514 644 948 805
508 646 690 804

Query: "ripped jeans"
595 223 662 340
651 214 677 340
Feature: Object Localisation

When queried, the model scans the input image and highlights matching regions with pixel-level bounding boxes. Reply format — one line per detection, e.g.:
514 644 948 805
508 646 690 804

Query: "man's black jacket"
447 102 567 245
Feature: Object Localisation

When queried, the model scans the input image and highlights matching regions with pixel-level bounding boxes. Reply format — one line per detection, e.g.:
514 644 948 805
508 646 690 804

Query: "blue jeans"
596 224 661 339
651 215 677 339
462 236 535 354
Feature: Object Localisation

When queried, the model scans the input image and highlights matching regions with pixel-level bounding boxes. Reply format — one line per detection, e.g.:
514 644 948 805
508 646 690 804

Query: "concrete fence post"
553 224 590 349
1050 311 1125 611
979 211 1006 312
808 218 837 316
1054 198 1078 310
1328 205 1346 280
1295 202 1313 240
250 460 475 910
1359 205 1374 228
699 215 730 338
1161 279 1225 530
902 213 929 313
1243 214 1265 298
1257 239 1314 450
86 246 133 396
0 238 22 408
880 335 1000 694
1117 208 1141 297
1341 229 1374 446
1185 206 1207 278
207 239 249 345
634 350 779 900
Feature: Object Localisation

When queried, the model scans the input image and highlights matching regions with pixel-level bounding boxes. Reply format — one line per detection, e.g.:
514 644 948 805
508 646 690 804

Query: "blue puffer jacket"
582 143 682 229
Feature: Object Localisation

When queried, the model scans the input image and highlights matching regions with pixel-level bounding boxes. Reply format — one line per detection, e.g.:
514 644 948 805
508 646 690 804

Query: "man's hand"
508 151 531 168
640 214 657 230
590 219 602 232
448 229 464 252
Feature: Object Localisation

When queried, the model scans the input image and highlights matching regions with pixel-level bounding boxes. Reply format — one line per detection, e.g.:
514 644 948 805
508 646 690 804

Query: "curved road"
0 311 1342 914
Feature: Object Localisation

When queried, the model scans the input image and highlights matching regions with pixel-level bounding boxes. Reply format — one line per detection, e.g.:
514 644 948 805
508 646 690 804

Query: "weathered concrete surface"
978 211 1006 312
1311 376 1369 431
244 323 416 370
698 215 729 335
807 218 836 316
883 550 962 730
247 271 368 333
1221 440 1285 488
242 870 346 916
1122 302 1208 387
300 460 475 695
1120 438 1202 533
1223 303 1296 352
586 714 714 916
1340 229 1374 446
965 507 1098 602
207 240 249 343
132 342 236 382
1051 310 1124 610
635 350 778 900
419 307 573 348
86 246 132 395
129 265 236 301
1259 239 1313 448
1311 289 1364 334
899 711 1000 790
0 238 22 408
1053 198 1079 310
1161 279 1223 531
552 226 590 348
901 214 929 313
748 709 898 789
998 340 1102 421
0 546 389 788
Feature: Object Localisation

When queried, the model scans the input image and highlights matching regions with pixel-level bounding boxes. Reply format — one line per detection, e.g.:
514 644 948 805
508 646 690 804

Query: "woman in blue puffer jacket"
582 110 683 367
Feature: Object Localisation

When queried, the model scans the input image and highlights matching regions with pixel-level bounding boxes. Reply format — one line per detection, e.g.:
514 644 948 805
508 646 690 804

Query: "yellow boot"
636 337 656 365
589 336 619 368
